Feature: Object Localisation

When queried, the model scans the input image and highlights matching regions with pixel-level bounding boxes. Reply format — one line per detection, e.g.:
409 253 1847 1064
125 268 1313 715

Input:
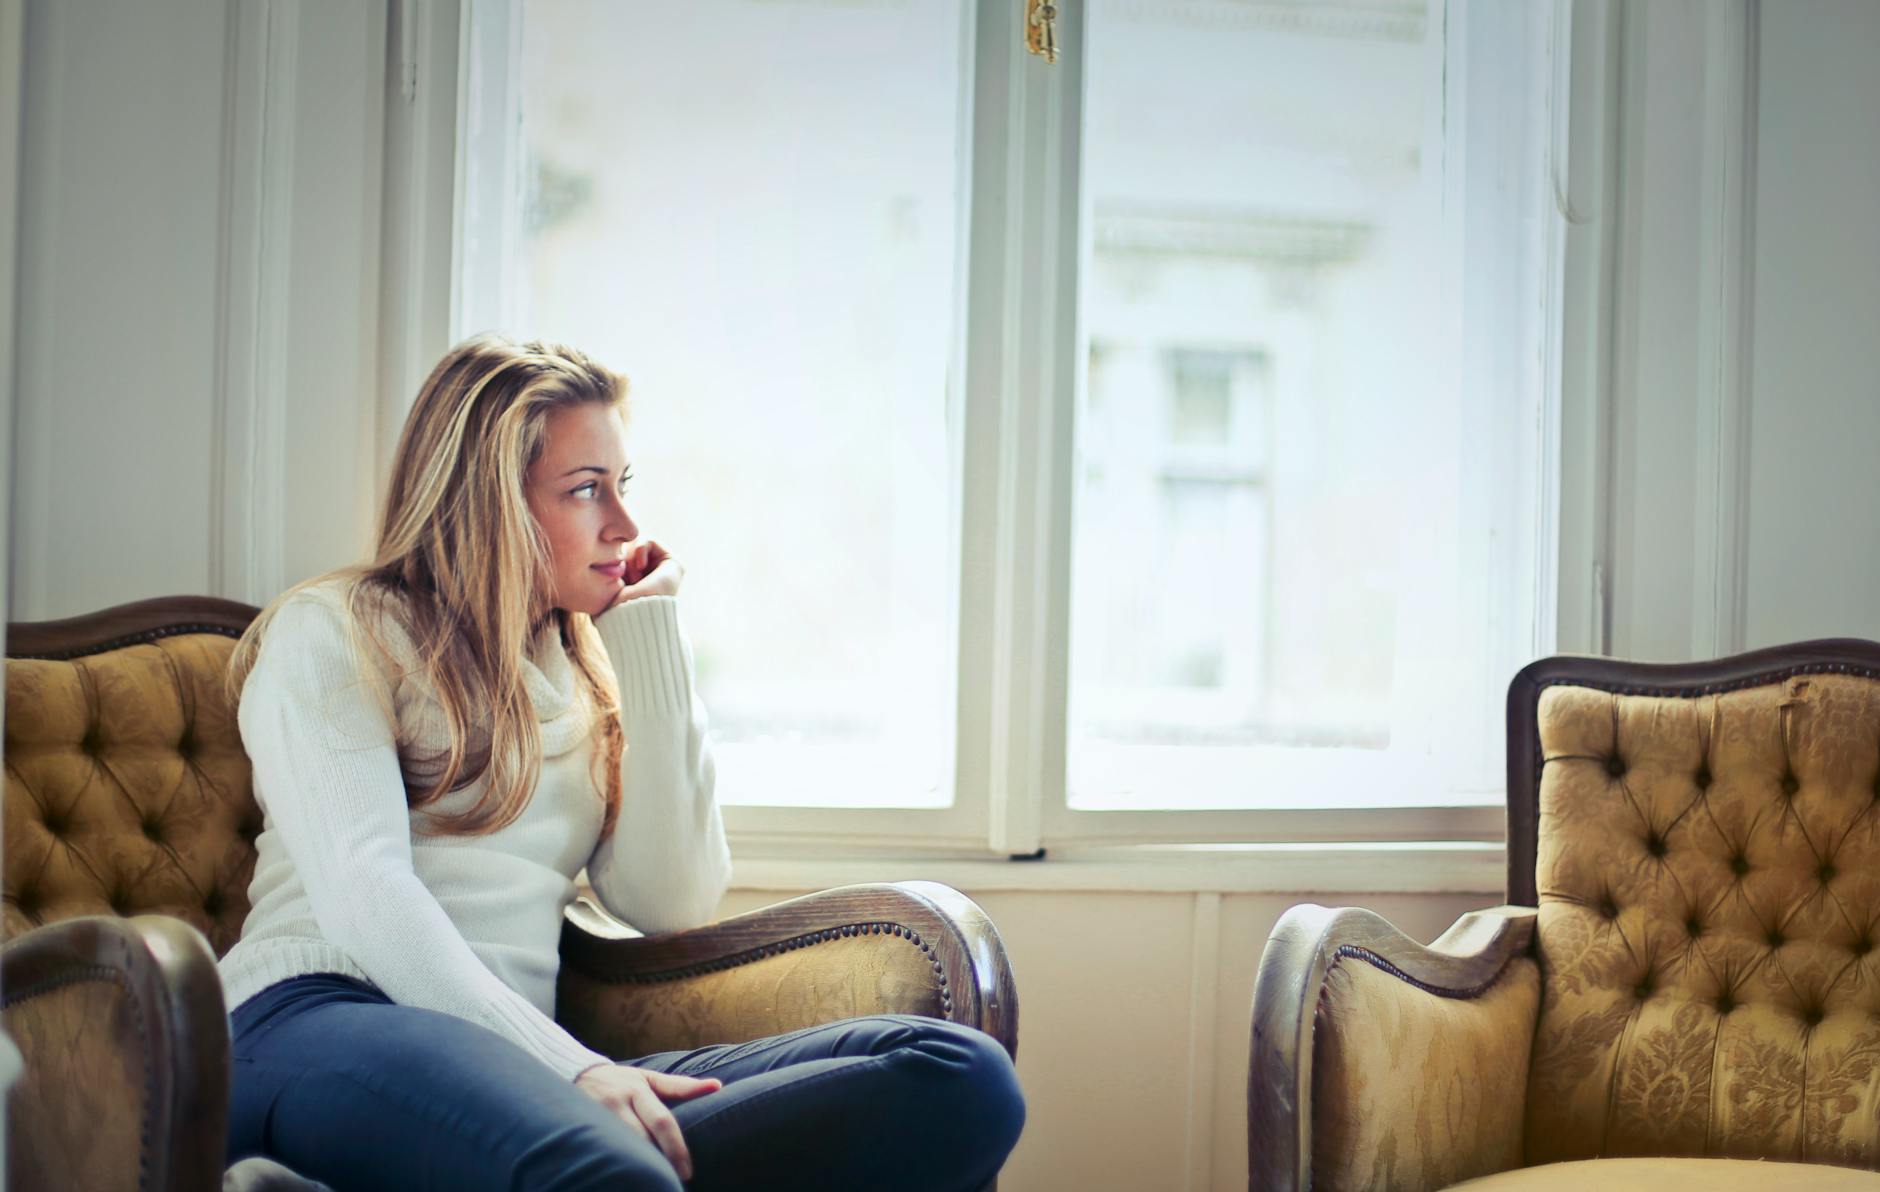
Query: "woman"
218 334 1024 1191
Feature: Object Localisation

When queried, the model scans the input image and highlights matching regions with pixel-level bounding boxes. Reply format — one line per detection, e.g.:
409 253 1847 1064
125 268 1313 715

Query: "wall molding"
1182 891 1222 1192
1601 0 1759 662
9 0 57 620
376 0 462 507
211 0 295 606
1 0 31 1142
1689 0 1757 660
1549 0 1623 657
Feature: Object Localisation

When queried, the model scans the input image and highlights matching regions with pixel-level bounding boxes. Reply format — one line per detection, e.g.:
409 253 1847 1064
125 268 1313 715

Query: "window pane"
519 0 969 808
1068 0 1543 810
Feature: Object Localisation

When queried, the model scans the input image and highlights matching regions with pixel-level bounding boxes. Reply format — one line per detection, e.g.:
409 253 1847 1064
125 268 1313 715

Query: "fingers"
622 540 654 586
618 557 684 601
624 538 668 585
644 1070 723 1103
573 1064 715 1180
628 1088 694 1181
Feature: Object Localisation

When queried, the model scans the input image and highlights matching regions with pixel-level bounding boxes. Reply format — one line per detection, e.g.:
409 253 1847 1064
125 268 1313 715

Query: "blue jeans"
227 974 1024 1191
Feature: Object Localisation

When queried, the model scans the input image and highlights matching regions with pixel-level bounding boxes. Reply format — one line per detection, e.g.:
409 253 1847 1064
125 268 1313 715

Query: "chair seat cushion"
1446 1158 1880 1190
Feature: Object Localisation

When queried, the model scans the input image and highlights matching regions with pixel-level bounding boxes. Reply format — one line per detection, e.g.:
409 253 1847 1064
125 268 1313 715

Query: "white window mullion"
957 0 1084 857
453 0 525 341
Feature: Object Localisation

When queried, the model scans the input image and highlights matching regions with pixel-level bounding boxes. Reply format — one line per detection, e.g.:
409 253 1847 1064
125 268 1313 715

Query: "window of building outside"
497 0 1555 842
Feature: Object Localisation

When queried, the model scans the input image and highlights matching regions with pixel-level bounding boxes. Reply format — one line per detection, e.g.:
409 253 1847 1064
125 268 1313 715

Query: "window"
456 0 1561 852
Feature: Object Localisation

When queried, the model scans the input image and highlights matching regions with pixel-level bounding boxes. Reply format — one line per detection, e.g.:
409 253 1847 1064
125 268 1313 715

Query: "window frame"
436 0 1572 860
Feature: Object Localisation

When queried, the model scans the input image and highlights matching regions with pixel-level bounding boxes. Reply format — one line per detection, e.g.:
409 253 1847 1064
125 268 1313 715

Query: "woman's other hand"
602 538 684 615
573 1063 721 1179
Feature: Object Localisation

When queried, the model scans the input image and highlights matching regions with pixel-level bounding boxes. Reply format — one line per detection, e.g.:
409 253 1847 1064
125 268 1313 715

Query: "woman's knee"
903 1019 1026 1153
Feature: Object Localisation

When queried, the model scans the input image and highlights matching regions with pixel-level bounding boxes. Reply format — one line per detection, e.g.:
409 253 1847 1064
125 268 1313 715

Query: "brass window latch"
1026 0 1060 64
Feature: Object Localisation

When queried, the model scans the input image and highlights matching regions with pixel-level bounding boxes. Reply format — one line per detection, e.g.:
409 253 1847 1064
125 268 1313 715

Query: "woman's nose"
607 495 638 542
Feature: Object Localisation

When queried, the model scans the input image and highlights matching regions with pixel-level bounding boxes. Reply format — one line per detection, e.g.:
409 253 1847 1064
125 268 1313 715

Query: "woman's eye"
572 474 632 499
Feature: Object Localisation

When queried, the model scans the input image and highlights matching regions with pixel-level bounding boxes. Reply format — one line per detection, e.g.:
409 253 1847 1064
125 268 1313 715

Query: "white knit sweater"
216 577 731 1080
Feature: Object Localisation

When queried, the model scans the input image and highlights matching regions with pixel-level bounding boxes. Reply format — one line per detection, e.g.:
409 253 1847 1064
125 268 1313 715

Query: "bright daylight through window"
503 0 1554 830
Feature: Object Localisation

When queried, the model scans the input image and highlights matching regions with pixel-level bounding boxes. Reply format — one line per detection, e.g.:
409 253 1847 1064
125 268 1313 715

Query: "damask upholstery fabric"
1311 952 1540 1191
1445 1156 1880 1190
5 633 258 954
2 978 151 1192
559 933 950 1058
1528 676 1880 1167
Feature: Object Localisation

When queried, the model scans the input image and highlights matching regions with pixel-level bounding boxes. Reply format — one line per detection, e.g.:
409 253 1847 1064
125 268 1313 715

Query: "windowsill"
724 840 1508 896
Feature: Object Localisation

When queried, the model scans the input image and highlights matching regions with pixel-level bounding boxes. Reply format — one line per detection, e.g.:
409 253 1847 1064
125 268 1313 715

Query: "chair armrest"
2 914 230 1192
1248 904 1539 1192
556 881 1018 1061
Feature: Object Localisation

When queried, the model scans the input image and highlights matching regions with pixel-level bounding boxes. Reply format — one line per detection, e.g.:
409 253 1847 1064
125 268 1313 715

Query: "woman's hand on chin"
601 538 684 616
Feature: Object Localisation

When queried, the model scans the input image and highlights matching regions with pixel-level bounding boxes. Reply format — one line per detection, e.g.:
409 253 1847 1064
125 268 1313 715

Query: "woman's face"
524 403 639 618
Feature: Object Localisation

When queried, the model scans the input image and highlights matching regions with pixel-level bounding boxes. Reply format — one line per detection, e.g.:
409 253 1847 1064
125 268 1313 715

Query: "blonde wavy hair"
223 333 628 840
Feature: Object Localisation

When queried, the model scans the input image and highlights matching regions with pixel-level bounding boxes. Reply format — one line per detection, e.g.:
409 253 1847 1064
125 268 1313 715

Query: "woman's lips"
591 561 628 580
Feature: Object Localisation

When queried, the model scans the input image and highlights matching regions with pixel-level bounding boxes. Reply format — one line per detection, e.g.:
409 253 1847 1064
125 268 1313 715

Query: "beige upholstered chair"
3 596 1018 1192
1249 640 1880 1191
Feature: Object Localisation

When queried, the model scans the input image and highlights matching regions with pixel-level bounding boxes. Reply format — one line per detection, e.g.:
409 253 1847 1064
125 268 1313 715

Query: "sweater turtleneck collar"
359 583 587 745
522 615 579 722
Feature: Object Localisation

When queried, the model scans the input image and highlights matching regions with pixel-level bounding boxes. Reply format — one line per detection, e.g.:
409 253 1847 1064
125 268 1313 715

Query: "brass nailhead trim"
600 921 956 1019
1330 944 1515 1001
13 622 244 662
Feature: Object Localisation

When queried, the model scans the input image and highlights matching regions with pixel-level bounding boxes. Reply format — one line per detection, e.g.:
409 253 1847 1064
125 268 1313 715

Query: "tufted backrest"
1522 661 1880 1169
5 599 263 957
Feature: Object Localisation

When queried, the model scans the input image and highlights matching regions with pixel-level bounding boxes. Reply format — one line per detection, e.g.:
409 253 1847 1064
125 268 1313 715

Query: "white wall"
1741 0 1880 649
7 2 1880 1191
7 0 387 620
1597 0 1880 663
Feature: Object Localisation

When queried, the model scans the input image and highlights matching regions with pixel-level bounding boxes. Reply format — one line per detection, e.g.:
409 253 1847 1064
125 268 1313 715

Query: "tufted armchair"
2 596 1018 1192
1249 640 1880 1191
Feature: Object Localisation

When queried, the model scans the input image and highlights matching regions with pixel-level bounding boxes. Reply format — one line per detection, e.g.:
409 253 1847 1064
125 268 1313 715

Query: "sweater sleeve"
585 594 732 934
237 590 613 1081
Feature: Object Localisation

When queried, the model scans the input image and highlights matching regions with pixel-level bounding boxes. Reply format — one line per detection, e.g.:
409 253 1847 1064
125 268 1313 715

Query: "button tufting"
1686 916 1704 938
1804 1007 1826 1027
1820 862 1838 884
1645 833 1667 858
1605 754 1626 778
1730 854 1751 877
1599 898 1619 920
1781 772 1800 797
1634 979 1654 1000
141 819 164 843
1716 994 1736 1014
1695 767 1713 790
1766 927 1786 949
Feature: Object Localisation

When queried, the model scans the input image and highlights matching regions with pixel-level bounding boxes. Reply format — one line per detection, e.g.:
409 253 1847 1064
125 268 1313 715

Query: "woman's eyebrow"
557 464 631 478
